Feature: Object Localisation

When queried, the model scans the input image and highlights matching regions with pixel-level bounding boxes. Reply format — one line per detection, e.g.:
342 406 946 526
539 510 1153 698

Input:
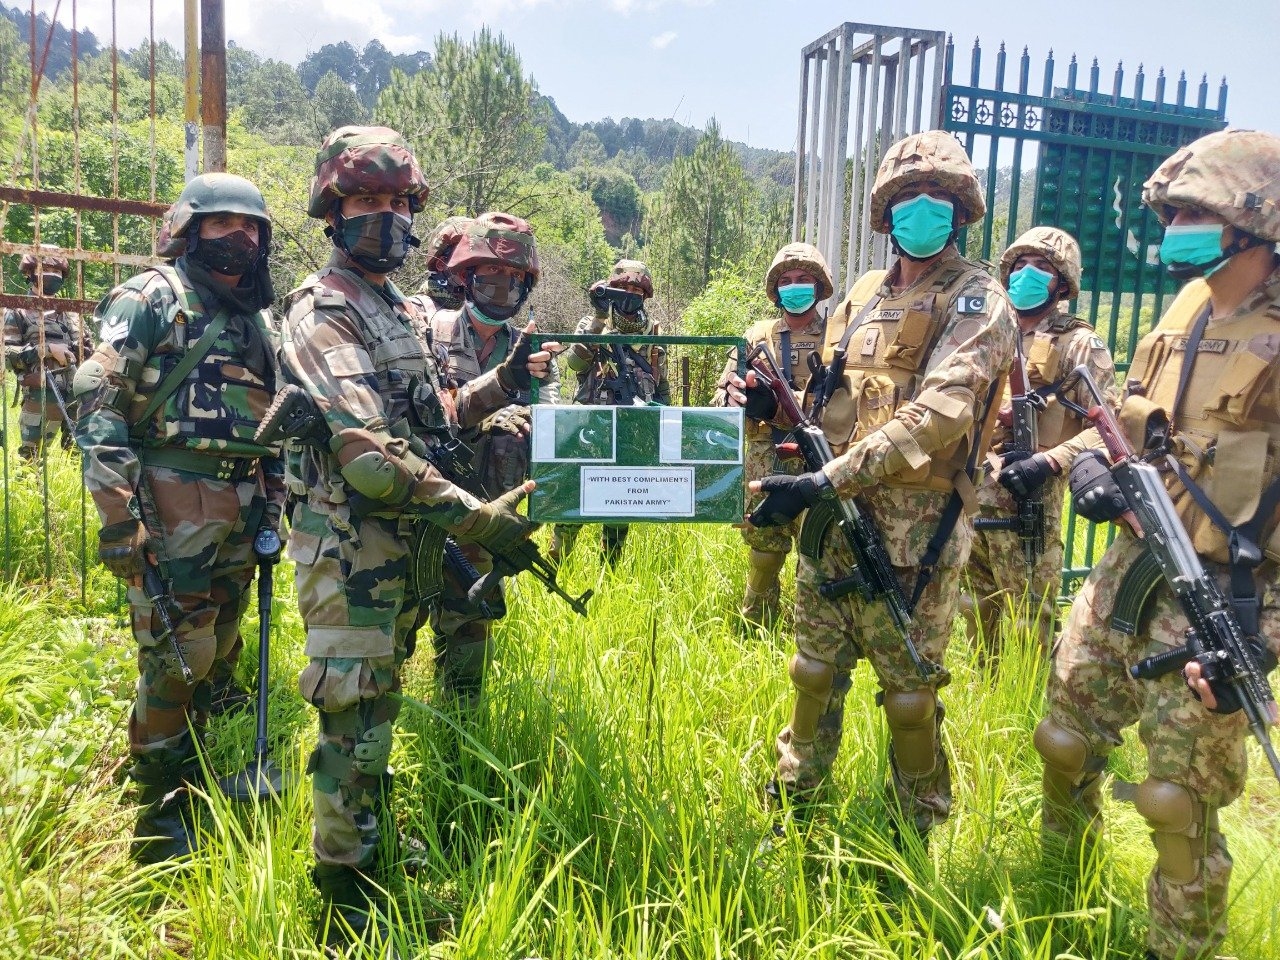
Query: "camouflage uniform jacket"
4 303 93 384
987 308 1120 474
278 251 510 519
76 261 286 530
430 304 560 403
712 312 825 438
565 313 670 405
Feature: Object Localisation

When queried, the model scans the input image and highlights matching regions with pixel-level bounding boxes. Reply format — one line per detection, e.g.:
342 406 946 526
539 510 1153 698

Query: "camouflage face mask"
337 211 419 273
468 271 530 321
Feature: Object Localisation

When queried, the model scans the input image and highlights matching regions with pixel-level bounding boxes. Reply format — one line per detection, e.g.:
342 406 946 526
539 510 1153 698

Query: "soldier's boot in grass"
546 524 577 568
883 691 950 856
602 524 629 568
206 633 250 716
740 548 787 632
313 863 396 956
130 752 203 864
376 771 431 876
762 778 822 838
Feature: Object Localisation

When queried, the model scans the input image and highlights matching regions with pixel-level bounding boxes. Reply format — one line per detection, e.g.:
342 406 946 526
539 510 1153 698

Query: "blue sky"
67 0 1280 153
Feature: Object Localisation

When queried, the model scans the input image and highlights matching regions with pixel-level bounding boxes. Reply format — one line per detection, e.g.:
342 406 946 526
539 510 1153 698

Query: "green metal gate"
941 38 1228 594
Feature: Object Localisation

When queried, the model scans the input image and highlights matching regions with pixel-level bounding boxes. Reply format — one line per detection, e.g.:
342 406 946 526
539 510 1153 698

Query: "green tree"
567 130 607 168
377 27 546 217
237 60 311 145
312 70 367 137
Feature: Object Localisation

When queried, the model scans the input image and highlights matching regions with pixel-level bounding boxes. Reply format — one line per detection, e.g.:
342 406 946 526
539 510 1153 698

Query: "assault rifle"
748 342 937 681
1064 364 1280 783
256 385 591 618
43 369 75 434
973 334 1045 574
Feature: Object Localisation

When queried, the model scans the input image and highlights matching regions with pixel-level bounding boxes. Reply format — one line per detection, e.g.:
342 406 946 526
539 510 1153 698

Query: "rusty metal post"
199 0 226 173
184 0 200 180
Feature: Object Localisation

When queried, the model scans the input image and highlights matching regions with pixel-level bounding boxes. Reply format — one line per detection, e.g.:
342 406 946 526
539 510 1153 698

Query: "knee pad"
746 549 788 590
1134 778 1212 885
788 652 835 699
352 721 393 778
882 690 938 777
1034 717 1090 776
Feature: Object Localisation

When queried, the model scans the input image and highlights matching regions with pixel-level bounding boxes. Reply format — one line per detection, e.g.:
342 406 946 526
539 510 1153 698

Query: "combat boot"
602 525 629 567
313 862 397 956
377 771 432 876
130 755 203 864
740 548 787 632
208 674 252 716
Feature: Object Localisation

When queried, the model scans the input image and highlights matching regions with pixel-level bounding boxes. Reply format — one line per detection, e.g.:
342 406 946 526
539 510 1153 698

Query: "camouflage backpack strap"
128 265 231 444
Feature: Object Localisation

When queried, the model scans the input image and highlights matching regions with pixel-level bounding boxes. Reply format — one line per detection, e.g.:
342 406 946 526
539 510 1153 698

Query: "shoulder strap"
1170 304 1212 430
128 268 231 442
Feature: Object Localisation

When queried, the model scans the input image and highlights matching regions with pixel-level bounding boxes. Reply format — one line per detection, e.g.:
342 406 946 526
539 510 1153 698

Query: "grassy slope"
1 446 1278 960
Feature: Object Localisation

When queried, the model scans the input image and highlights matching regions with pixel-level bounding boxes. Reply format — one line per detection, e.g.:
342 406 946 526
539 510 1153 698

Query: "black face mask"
191 230 261 277
36 275 64 296
468 271 530 322
334 211 419 274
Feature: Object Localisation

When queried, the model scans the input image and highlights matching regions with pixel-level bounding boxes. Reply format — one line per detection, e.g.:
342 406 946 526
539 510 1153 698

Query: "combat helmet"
307 125 429 219
169 173 272 245
445 213 540 284
419 216 473 308
19 243 69 278
999 226 1082 300
764 242 833 303
869 130 985 233
606 259 653 298
1143 128 1280 242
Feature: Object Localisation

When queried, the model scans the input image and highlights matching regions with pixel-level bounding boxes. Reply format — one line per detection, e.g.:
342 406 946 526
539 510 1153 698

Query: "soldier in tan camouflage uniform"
4 247 92 459
747 131 1015 842
426 213 560 702
714 242 832 629
962 227 1120 660
279 126 555 948
73 173 285 863
1039 129 1280 960
550 259 668 566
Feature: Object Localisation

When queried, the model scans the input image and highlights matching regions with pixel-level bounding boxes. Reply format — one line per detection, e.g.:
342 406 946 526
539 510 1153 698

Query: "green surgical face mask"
890 194 955 259
1159 223 1227 279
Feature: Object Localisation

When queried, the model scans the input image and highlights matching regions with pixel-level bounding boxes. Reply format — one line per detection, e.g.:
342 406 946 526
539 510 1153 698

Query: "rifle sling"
816 294 883 415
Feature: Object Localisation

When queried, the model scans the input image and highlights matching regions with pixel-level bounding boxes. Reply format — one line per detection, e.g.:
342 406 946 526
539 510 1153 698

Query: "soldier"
408 215 472 323
73 173 284 863
4 246 93 459
427 212 560 703
550 259 668 566
962 227 1120 660
1039 129 1280 960
745 131 1015 843
713 241 833 630
279 126 555 947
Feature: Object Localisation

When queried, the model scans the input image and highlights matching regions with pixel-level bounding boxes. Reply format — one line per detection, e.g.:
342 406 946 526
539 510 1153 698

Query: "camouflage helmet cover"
607 259 653 298
169 172 272 240
999 226 1083 300
19 243 69 277
765 242 834 302
446 212 540 284
869 130 985 234
1142 128 1280 242
307 125 430 219
425 215 474 272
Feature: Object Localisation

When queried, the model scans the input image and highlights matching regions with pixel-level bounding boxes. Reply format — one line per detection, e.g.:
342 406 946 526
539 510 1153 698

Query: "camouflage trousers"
741 434 804 553
965 470 1066 655
290 501 429 870
429 538 504 704
548 523 630 565
128 465 264 768
1041 531 1279 959
16 383 73 455
776 525 959 833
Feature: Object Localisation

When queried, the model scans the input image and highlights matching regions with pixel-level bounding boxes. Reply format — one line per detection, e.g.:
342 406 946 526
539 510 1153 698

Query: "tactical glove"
98 519 148 580
452 484 535 555
998 451 1058 498
748 470 833 527
588 282 610 315
496 329 534 392
742 377 779 422
1187 636 1279 715
1068 450 1127 523
480 404 531 437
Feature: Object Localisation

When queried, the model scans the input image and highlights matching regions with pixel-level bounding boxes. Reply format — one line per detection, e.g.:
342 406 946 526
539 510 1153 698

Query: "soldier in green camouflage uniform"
4 248 93 459
407 215 472 324
427 213 560 701
549 259 668 566
748 131 1015 841
714 242 833 630
1039 129 1280 960
962 227 1120 660
279 126 554 947
73 173 285 863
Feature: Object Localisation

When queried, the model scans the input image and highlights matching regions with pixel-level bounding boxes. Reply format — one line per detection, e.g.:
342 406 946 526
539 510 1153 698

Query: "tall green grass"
1 472 1278 958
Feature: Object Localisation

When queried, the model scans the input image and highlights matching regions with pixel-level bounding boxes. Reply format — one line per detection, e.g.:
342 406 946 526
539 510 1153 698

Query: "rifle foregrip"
973 516 1019 531
1130 645 1193 680
819 572 871 602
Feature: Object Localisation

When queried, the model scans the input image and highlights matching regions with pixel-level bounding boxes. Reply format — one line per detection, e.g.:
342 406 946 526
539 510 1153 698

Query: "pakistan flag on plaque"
529 405 744 523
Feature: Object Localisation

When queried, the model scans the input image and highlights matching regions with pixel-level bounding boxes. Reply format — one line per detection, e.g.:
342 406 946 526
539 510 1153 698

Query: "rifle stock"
747 342 937 681
1066 364 1280 783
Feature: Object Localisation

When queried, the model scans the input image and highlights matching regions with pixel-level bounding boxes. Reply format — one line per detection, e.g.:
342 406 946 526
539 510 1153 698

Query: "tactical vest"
743 315 823 439
4 307 86 351
1007 311 1095 451
283 267 451 503
576 342 665 405
819 258 988 492
431 308 515 388
1121 277 1280 564
129 264 276 457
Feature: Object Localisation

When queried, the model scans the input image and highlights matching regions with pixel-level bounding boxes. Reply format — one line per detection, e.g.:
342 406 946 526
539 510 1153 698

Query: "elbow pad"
73 358 108 401
334 431 430 506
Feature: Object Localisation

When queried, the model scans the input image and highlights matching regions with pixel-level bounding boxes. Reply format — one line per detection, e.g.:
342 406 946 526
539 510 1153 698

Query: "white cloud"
650 31 678 50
